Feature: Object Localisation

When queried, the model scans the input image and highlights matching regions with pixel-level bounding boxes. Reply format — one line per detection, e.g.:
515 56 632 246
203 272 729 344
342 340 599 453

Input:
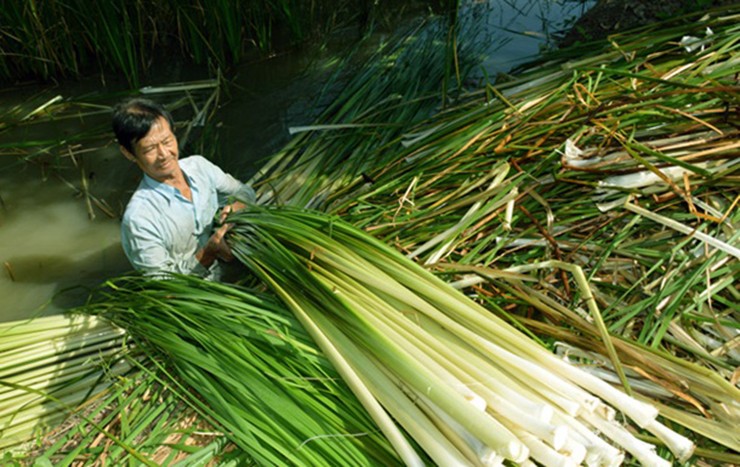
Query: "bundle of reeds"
0 315 128 451
226 206 699 466
76 275 409 466
244 5 739 463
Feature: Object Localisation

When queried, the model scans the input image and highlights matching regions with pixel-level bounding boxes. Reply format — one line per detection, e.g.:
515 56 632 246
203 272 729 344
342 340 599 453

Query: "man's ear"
120 145 137 163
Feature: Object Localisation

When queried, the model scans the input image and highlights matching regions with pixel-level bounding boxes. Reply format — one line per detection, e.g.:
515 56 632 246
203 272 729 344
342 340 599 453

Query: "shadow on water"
4 242 127 298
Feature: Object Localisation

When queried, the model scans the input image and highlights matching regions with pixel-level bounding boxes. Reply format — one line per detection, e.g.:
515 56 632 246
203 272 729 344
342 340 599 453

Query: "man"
113 98 254 279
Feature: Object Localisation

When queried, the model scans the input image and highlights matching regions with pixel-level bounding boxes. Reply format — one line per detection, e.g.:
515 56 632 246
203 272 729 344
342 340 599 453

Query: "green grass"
0 0 447 86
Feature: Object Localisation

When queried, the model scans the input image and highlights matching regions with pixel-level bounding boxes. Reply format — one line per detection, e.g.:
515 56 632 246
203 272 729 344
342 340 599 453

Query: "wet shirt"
121 155 255 279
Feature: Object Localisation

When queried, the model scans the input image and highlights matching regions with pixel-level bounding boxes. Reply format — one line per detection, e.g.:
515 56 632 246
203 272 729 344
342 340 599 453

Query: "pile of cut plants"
1 4 738 466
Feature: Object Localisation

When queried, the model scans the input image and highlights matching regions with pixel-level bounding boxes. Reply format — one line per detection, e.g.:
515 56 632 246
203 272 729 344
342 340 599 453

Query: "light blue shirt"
121 155 255 279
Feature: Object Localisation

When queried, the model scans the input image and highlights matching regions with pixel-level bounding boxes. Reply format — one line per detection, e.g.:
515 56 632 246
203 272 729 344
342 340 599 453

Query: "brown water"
0 164 129 320
0 0 593 322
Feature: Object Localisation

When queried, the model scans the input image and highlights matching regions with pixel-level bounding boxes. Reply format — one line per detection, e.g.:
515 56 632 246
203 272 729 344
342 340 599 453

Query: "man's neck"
159 168 185 187
152 165 192 201
170 170 192 201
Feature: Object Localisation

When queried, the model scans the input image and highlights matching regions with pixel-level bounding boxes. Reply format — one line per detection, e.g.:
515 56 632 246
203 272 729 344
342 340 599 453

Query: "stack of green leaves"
228 206 697 466
246 8 739 460
81 275 407 466
0 315 129 452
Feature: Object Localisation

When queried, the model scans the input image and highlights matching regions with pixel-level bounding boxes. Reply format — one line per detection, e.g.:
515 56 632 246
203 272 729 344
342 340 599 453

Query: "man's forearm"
197 223 233 268
195 245 218 268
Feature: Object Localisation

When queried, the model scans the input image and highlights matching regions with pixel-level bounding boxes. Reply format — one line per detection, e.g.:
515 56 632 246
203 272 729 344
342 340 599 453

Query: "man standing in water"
113 98 254 279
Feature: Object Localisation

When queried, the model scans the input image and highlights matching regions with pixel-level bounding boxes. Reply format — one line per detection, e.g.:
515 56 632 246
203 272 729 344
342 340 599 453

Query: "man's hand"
197 223 234 267
197 202 246 268
209 223 234 261
218 201 247 224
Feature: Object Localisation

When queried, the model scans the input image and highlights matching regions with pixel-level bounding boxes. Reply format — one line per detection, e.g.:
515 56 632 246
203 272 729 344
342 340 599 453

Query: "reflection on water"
470 0 594 75
0 0 593 322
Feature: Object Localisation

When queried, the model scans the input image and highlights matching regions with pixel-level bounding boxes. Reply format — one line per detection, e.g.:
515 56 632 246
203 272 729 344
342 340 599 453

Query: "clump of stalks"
227 206 698 466
0 0 365 85
0 315 129 452
245 5 739 464
77 275 409 466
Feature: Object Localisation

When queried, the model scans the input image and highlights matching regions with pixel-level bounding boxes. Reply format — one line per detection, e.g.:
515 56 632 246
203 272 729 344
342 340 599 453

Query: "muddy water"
0 0 593 322
0 164 129 320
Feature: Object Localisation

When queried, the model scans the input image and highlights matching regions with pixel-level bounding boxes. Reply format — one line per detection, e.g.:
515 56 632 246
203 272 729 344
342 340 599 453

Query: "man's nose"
155 143 168 157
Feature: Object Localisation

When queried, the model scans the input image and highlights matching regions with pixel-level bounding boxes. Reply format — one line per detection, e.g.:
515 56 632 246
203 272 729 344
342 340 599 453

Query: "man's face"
123 116 180 182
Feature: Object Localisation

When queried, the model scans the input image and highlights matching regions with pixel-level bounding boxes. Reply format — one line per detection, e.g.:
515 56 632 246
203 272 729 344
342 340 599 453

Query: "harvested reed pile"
246 6 739 464
0 315 129 451
4 5 738 466
228 206 698 466
76 275 409 466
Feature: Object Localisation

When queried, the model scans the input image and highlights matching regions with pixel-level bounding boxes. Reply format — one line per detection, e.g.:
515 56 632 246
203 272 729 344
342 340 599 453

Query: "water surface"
0 0 593 322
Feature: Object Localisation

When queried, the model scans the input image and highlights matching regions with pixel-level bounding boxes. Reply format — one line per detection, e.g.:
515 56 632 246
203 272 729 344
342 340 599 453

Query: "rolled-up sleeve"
196 157 256 205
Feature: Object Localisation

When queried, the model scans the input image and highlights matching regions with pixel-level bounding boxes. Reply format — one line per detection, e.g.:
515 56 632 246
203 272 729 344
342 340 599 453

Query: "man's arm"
195 223 233 267
193 156 256 206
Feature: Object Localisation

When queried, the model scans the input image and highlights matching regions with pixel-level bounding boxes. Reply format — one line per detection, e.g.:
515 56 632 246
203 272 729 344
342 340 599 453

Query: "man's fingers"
219 206 230 223
219 202 247 224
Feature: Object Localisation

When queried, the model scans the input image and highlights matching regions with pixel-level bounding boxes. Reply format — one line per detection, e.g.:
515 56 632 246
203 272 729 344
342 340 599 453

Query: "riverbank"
559 0 738 46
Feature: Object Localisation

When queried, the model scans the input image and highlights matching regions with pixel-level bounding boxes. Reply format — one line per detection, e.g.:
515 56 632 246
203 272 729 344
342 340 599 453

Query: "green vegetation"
227 206 698 465
0 0 400 86
246 4 739 463
80 275 406 466
0 315 128 452
1 3 738 466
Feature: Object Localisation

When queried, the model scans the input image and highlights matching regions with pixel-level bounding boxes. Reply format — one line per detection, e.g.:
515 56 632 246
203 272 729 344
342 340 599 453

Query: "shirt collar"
141 170 196 204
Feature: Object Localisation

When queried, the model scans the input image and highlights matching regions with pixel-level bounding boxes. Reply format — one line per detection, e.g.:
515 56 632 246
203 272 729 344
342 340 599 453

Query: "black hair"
112 98 176 154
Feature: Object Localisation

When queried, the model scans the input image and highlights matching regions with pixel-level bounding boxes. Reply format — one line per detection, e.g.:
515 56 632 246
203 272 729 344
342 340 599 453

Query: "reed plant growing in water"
0 0 383 86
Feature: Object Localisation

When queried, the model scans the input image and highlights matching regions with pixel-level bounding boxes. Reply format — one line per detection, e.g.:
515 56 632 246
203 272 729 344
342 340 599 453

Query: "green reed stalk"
80 275 407 467
227 206 696 465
